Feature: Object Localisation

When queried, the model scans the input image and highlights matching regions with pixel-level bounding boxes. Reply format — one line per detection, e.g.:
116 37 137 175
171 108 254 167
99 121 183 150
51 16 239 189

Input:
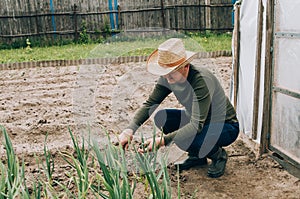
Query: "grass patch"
0 44 97 64
0 32 232 64
188 32 233 52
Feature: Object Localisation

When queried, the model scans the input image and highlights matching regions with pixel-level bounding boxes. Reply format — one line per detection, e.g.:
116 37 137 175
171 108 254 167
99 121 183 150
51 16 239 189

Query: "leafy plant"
42 133 55 184
134 132 172 199
0 126 22 198
0 126 181 198
78 21 91 44
25 39 32 52
101 16 112 38
92 131 136 199
59 128 93 198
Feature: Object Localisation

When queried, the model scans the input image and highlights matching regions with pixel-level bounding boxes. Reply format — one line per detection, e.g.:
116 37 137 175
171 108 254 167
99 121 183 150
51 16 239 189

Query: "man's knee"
154 109 167 128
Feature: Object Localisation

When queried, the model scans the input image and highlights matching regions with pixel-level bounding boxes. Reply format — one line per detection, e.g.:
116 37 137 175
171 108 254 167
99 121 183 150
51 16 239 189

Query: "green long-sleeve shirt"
127 65 237 146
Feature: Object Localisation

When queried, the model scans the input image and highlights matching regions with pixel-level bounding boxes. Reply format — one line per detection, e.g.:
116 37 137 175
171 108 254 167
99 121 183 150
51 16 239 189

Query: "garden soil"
0 56 299 198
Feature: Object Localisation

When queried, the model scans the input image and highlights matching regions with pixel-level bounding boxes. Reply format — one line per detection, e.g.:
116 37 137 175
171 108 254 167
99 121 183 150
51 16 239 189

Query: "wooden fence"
0 0 235 45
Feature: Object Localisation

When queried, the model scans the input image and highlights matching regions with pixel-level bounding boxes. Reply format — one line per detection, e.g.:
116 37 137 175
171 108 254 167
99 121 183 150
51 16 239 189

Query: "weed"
78 21 91 44
25 39 32 52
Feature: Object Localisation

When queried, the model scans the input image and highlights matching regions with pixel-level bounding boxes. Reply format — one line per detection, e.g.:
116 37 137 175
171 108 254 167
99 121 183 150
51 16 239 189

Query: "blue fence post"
108 0 115 30
232 0 237 27
114 0 118 29
50 0 57 38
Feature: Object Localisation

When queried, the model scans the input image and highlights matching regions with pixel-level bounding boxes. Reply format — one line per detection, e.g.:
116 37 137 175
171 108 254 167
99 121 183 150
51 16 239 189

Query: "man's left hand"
138 137 165 153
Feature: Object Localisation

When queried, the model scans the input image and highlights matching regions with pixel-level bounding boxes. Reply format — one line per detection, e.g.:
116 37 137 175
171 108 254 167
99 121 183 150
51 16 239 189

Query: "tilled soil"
0 57 299 198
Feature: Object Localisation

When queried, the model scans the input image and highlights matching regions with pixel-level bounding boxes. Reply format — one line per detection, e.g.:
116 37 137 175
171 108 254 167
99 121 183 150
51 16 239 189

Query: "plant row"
0 126 181 199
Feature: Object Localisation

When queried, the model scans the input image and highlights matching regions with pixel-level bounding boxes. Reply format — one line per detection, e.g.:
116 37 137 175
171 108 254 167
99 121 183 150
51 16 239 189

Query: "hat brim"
146 50 197 76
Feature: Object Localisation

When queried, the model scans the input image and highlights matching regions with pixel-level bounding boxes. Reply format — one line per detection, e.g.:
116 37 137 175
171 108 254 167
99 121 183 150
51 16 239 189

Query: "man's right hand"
118 129 133 150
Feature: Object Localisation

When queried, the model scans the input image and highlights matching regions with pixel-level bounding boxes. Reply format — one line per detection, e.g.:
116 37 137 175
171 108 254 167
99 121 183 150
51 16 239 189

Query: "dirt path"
0 57 299 198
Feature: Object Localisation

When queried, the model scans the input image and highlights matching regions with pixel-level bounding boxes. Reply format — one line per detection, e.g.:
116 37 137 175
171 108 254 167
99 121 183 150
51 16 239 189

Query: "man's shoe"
207 147 228 178
175 156 207 171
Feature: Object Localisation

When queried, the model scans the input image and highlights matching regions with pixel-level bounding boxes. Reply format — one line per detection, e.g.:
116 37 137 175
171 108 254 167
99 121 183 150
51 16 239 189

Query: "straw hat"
146 38 197 76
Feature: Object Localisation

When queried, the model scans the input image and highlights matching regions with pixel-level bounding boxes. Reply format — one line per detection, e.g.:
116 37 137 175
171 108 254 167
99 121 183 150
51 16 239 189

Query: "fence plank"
0 0 233 45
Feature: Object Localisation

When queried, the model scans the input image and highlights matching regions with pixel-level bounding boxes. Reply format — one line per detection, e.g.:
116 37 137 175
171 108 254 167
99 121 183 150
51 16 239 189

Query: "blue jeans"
154 109 239 158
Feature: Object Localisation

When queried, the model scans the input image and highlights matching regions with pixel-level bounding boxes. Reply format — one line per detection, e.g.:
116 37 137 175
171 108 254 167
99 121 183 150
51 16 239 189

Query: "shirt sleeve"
127 78 171 133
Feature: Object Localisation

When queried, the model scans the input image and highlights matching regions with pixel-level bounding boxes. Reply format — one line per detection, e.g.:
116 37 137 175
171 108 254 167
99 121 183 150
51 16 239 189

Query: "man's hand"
118 129 133 150
138 137 165 153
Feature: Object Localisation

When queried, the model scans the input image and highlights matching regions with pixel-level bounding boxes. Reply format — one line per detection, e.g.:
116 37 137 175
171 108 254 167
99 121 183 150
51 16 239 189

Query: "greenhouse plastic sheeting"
270 0 300 162
271 92 300 163
236 0 300 148
236 0 267 142
276 0 300 32
274 38 300 93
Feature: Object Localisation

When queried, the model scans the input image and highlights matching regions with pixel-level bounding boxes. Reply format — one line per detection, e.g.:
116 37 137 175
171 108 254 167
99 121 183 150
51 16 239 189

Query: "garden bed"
0 57 299 198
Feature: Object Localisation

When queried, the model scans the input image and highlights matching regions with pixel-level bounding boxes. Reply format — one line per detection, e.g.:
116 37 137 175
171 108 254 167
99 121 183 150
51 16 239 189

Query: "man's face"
163 65 188 84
